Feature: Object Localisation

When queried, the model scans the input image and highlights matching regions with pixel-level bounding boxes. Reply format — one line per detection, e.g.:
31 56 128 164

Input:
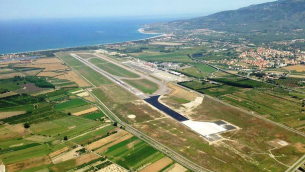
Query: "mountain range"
146 0 305 33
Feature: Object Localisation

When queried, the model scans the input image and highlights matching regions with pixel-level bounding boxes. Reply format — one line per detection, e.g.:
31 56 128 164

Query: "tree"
24 123 30 129
64 136 68 140
67 112 72 116
113 122 117 127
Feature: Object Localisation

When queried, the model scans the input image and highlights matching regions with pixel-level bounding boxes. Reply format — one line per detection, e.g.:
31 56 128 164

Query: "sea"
0 17 174 55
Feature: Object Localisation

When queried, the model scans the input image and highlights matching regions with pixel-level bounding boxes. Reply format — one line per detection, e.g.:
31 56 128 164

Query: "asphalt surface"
144 95 189 122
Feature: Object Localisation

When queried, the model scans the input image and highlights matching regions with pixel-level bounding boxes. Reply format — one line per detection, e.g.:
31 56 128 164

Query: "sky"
0 0 276 20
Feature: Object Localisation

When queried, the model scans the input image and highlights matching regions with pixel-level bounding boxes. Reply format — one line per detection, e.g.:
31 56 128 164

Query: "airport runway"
70 54 149 99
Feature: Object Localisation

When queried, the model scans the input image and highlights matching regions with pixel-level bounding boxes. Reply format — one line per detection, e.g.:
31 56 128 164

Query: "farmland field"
30 116 100 137
83 112 105 120
104 136 166 170
55 98 88 111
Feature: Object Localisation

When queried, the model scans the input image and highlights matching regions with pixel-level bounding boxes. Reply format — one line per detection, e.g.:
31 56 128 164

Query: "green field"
275 77 305 87
123 79 159 94
177 66 206 78
193 63 216 73
58 55 84 67
0 54 175 172
55 98 88 111
30 116 100 138
0 78 22 91
66 104 94 114
71 124 115 144
0 144 50 164
83 112 105 120
177 63 216 79
56 53 112 86
73 66 112 86
105 136 165 170
89 58 140 78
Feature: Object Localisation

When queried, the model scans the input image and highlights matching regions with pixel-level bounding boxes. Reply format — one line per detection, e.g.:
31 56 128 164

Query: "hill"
146 0 305 33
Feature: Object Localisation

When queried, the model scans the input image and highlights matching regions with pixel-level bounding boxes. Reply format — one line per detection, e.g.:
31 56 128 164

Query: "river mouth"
144 95 189 122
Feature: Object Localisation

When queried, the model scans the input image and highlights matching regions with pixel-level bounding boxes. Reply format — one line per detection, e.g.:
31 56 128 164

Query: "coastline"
0 28 166 56
137 28 162 35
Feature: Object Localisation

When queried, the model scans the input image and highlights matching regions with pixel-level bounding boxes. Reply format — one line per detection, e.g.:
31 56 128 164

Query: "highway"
58 54 212 172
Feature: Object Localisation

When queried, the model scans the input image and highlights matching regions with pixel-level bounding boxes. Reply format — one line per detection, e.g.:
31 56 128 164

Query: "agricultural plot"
55 98 88 111
16 62 68 72
0 78 22 91
123 79 159 94
1 104 67 125
56 71 91 87
0 124 30 142
71 125 115 145
89 58 140 78
104 136 166 170
30 116 100 137
275 77 305 87
83 112 105 120
180 80 242 97
284 65 305 72
0 57 172 172
47 78 77 88
0 144 50 164
0 72 26 79
0 111 25 120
